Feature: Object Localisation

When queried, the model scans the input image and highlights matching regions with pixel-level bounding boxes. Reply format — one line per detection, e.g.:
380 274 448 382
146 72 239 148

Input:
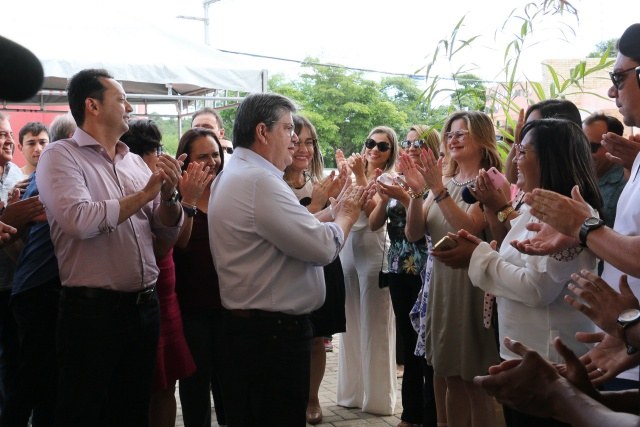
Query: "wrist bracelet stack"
408 184 430 200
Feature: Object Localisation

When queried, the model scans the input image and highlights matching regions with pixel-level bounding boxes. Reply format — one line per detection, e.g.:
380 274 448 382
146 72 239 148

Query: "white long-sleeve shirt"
469 206 597 362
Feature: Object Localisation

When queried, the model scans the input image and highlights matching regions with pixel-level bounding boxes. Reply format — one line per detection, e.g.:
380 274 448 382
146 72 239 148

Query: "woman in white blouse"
451 118 603 427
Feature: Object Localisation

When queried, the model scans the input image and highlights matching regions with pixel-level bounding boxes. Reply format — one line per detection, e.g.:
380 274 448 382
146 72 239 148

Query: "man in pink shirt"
36 69 184 426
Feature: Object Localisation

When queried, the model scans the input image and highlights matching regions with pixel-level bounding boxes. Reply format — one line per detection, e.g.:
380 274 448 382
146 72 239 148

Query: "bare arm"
368 188 389 232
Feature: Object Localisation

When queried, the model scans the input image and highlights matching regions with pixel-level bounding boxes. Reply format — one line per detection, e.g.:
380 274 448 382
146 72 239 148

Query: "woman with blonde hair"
403 111 501 427
337 126 399 415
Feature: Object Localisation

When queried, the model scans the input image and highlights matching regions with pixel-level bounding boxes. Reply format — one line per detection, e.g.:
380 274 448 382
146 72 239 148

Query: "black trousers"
54 287 159 427
2 281 60 427
179 309 226 426
0 290 18 421
219 309 312 427
389 273 437 425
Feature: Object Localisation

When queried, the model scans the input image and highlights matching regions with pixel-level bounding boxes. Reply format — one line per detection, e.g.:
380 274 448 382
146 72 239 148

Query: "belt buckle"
136 287 154 305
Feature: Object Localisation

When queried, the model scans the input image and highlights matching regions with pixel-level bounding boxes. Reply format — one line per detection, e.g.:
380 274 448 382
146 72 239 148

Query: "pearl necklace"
451 176 476 187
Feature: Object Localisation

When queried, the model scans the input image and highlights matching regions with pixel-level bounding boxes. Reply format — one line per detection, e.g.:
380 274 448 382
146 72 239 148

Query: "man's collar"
72 128 130 156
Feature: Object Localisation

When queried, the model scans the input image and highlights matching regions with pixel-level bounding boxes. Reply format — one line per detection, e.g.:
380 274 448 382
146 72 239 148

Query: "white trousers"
337 225 397 415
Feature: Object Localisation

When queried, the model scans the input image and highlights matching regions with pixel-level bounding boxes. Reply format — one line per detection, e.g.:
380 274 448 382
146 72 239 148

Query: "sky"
3 0 638 85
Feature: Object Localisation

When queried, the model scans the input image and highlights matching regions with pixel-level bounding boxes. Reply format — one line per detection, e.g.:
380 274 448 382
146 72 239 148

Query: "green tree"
149 114 181 155
588 39 617 58
450 73 486 111
270 60 412 166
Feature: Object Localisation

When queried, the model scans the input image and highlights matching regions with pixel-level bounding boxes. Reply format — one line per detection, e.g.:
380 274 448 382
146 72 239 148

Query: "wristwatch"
617 308 640 354
181 203 197 218
162 189 179 207
578 217 604 247
497 205 515 223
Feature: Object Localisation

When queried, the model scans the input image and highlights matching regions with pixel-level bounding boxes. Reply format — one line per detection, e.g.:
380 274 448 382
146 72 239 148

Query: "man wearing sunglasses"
583 113 626 233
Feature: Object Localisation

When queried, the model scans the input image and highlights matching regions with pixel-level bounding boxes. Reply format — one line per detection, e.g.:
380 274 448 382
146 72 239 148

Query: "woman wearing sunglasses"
369 125 440 427
337 126 399 416
403 111 502 427
283 115 347 425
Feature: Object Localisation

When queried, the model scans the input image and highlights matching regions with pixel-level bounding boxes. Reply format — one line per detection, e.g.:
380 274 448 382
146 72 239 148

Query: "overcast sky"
4 0 637 83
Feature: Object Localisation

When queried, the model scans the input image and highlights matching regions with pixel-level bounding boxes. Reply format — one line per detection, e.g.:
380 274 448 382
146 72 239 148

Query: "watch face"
619 308 640 322
585 217 601 226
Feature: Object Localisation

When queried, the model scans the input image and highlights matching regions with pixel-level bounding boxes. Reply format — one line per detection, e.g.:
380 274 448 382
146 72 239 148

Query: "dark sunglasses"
609 65 640 90
364 138 391 152
222 146 234 155
590 143 602 153
401 140 424 149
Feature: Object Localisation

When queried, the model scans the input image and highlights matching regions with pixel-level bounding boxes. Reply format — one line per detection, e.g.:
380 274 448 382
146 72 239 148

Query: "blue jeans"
54 287 159 427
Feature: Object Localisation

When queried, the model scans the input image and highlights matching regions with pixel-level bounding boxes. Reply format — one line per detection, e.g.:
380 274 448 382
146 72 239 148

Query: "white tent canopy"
2 22 267 106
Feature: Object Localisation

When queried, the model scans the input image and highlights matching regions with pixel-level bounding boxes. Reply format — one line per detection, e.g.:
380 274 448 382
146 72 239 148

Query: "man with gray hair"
209 92 366 425
48 113 76 142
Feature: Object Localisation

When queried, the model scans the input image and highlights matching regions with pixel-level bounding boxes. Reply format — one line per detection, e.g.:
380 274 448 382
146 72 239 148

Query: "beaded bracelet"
408 184 430 200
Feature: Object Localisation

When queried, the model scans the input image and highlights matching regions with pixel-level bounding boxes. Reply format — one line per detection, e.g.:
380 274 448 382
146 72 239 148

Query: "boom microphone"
0 35 44 102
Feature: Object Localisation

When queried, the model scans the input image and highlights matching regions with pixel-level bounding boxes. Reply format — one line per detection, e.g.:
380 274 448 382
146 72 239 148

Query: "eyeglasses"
401 140 424 149
514 143 531 158
364 139 391 152
293 139 316 148
609 65 640 90
222 146 234 155
0 131 14 143
444 130 469 141
590 143 602 153
269 121 295 137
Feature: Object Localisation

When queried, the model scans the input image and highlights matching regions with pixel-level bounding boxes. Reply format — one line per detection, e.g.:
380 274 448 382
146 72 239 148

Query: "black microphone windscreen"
0 35 44 102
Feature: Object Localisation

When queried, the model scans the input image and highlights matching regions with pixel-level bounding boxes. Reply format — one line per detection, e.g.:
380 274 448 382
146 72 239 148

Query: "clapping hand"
523 186 591 238
470 169 510 212
417 147 444 191
511 221 580 256
566 272 639 340
602 132 640 171
0 221 16 244
398 152 427 193
178 160 213 205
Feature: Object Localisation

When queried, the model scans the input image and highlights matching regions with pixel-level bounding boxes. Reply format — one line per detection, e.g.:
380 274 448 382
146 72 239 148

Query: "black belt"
227 309 308 321
62 285 157 305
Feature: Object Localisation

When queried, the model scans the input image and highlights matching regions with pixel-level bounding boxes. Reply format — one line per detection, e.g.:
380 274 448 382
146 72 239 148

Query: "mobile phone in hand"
433 235 457 251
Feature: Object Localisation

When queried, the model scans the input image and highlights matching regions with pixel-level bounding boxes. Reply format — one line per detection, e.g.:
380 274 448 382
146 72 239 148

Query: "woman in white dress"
337 126 399 415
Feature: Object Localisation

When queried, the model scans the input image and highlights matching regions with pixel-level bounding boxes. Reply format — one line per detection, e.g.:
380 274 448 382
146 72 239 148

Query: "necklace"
451 176 475 187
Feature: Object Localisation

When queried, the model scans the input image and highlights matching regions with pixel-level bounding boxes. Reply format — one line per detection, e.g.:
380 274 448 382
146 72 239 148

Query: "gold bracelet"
408 184 429 200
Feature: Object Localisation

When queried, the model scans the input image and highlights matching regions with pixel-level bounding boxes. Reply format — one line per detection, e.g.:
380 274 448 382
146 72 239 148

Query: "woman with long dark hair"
172 128 227 427
456 118 602 427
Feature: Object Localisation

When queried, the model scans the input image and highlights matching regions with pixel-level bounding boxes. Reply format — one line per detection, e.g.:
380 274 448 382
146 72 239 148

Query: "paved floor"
174 335 404 426
173 335 506 427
